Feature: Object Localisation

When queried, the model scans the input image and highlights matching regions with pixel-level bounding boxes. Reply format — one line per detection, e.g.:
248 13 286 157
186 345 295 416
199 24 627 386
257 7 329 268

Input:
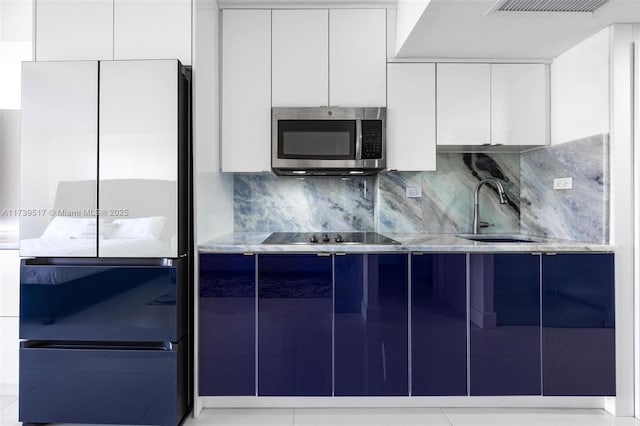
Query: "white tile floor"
2 398 639 426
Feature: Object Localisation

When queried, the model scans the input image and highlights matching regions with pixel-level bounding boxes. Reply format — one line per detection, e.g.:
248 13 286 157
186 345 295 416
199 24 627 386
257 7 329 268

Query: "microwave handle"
355 119 363 160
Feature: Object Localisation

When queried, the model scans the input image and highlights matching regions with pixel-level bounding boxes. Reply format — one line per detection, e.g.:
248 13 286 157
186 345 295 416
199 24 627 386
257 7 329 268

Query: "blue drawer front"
199 254 256 396
19 342 187 426
412 253 467 396
334 254 409 396
20 259 186 342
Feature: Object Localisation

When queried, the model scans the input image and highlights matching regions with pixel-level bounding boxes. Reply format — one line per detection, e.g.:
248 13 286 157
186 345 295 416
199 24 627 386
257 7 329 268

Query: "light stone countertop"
199 232 614 253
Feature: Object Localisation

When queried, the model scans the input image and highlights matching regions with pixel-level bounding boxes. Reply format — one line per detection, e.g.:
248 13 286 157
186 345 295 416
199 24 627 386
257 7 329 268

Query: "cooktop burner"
262 232 400 245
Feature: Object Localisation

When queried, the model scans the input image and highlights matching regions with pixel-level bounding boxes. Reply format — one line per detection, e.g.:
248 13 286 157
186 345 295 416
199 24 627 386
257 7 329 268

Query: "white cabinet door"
436 63 491 146
491 64 549 146
329 9 386 107
20 61 98 257
35 0 113 60
387 63 436 171
114 0 192 65
272 10 328 107
99 60 179 258
221 9 271 172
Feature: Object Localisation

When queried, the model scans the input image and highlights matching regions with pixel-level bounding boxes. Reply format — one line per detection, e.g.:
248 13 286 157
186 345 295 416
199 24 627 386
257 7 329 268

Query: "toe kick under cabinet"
198 251 615 397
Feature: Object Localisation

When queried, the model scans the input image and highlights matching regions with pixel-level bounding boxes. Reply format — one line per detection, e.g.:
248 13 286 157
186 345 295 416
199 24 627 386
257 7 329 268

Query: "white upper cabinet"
491 64 549 146
272 10 328 107
221 9 271 173
113 0 192 65
99 60 179 258
35 0 113 61
387 63 436 171
436 63 491 146
35 0 191 64
329 9 386 107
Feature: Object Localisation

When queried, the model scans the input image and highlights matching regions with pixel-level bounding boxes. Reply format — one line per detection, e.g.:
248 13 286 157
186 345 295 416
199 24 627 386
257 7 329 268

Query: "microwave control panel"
361 120 383 159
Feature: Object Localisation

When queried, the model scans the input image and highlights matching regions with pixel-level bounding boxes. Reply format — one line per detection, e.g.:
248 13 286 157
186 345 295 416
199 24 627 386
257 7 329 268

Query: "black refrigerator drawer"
20 258 187 342
19 340 188 426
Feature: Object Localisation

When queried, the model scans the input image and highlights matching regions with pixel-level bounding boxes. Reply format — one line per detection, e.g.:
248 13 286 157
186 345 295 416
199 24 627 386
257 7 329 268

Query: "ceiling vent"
490 0 611 13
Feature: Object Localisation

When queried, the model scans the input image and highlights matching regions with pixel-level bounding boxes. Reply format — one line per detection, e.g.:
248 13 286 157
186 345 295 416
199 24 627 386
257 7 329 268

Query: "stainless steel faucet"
473 178 508 234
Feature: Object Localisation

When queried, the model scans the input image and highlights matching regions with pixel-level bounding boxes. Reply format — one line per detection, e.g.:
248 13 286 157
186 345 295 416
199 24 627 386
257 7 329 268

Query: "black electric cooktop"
262 232 400 245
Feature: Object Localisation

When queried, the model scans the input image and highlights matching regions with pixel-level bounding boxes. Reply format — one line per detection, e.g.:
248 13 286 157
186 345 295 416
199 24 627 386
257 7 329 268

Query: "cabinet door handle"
317 252 331 257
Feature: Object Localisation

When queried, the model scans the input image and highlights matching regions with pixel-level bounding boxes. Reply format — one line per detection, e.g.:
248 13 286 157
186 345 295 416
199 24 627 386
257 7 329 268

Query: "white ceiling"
396 0 640 60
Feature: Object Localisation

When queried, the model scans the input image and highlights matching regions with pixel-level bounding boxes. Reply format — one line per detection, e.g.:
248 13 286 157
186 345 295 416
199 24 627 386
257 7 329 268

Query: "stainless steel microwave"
271 107 386 176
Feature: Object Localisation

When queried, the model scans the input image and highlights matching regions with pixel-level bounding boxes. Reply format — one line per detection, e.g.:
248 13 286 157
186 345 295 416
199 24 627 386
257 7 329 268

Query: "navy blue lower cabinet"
258 254 332 396
199 254 256 396
411 253 467 396
469 253 541 396
19 340 186 426
334 253 409 396
542 253 615 396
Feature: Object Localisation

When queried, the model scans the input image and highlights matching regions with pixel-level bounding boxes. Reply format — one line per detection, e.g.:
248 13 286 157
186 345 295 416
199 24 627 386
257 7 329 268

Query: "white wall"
394 0 430 57
194 0 234 245
606 23 634 417
0 0 32 109
0 0 31 393
551 27 610 145
0 250 20 391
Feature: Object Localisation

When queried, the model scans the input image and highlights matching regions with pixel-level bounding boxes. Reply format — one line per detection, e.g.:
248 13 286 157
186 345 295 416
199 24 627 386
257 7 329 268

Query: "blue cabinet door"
199 254 256 396
258 254 332 396
334 253 408 396
542 253 615 396
469 253 541 396
411 253 467 396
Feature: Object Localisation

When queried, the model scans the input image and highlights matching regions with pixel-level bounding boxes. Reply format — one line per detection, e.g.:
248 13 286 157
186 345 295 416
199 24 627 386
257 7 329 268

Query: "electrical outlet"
553 177 573 190
406 187 422 198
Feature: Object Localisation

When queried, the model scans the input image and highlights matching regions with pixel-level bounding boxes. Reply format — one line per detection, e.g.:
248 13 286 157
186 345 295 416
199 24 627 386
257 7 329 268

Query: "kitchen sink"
457 234 537 243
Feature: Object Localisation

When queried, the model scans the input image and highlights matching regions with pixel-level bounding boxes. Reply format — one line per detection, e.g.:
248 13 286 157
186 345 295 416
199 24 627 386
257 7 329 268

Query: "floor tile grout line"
440 407 455 426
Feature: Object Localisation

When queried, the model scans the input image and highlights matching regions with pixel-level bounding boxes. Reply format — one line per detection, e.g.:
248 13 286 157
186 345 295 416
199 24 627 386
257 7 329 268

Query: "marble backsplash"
377 153 521 234
234 174 375 232
520 134 609 243
233 138 609 242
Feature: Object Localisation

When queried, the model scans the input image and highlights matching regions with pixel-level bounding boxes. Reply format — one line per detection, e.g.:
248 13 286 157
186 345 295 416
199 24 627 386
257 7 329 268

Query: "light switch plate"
406 187 422 198
553 177 573 190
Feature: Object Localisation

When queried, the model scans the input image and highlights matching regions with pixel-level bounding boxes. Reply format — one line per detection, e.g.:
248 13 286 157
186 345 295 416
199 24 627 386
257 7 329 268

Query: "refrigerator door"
99 60 182 258
20 258 187 342
20 61 98 257
19 339 188 426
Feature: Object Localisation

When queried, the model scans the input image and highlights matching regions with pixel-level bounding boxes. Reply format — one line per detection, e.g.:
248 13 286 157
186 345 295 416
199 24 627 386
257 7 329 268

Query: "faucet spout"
473 178 508 234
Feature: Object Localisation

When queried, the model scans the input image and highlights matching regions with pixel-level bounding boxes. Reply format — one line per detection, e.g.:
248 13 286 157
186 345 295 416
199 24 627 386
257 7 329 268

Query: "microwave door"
277 120 356 160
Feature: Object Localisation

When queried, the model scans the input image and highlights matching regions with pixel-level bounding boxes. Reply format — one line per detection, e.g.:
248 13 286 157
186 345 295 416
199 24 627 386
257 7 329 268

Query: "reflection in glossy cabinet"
199 254 255 396
19 258 187 342
411 253 467 396
258 254 332 396
99 60 181 258
20 61 98 257
334 254 408 396
469 253 541 396
542 253 615 396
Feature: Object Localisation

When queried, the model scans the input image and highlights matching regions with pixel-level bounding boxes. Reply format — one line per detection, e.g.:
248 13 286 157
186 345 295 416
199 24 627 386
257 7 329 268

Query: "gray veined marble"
520 134 609 243
377 153 521 234
234 174 375 232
